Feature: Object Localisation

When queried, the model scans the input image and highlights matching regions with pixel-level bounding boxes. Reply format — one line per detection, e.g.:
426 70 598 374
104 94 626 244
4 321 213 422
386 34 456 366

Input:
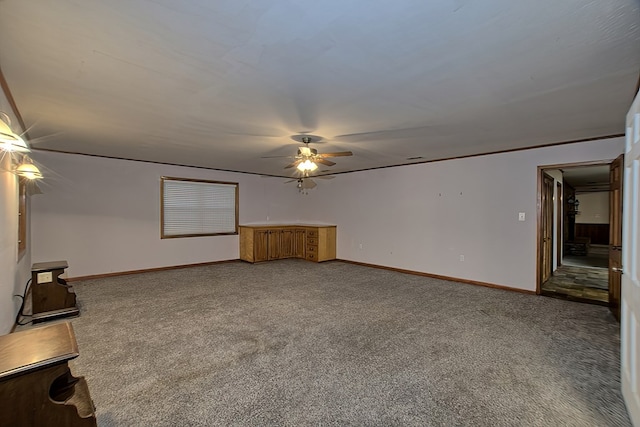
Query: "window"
161 177 238 238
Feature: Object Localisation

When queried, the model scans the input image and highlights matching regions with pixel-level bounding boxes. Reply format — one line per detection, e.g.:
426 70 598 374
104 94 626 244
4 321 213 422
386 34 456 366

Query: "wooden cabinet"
268 229 281 260
240 225 336 263
304 227 337 262
294 228 306 259
253 230 269 262
31 261 79 323
0 322 97 427
280 229 295 258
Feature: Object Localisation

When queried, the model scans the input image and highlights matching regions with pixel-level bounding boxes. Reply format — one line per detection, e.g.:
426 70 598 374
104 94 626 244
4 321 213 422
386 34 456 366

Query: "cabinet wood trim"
239 225 336 263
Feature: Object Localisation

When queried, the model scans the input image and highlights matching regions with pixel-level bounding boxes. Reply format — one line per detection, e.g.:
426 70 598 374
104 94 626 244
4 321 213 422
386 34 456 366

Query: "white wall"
29 137 624 292
575 191 609 224
0 99 32 334
30 151 302 278
299 138 624 292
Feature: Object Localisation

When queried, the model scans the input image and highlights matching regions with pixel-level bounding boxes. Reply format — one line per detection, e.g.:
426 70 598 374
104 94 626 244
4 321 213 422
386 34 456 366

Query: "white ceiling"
562 165 611 192
0 1 639 177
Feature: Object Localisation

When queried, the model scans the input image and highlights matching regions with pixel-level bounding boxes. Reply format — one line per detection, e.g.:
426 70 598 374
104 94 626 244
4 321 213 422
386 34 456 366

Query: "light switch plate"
37 271 53 284
518 212 526 221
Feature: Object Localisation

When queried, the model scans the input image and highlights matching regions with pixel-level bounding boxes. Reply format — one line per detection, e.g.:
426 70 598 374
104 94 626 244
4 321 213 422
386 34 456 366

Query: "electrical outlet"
518 212 526 221
37 271 53 284
459 255 465 262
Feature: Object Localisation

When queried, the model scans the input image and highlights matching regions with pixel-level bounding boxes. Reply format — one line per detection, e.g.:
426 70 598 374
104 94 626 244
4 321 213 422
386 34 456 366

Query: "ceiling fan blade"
284 179 298 183
302 178 317 189
315 176 335 180
315 158 336 167
284 160 302 169
319 151 353 157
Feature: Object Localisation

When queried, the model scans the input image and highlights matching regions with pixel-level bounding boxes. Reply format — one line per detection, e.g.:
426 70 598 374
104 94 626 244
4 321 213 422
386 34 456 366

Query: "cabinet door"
268 230 281 260
294 229 306 258
254 230 269 262
280 229 295 258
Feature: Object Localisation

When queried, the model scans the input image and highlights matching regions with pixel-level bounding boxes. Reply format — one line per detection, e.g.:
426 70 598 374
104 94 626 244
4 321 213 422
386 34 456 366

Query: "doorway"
537 161 616 306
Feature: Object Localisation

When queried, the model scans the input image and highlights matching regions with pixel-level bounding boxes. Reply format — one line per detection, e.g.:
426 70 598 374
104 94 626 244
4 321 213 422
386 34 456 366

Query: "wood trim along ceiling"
32 147 284 178
32 133 626 178
325 134 625 176
0 64 29 139
338 259 537 295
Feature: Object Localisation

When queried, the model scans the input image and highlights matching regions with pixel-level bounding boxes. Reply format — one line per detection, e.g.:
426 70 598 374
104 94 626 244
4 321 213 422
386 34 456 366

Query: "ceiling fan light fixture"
297 159 318 172
15 156 43 180
0 114 30 153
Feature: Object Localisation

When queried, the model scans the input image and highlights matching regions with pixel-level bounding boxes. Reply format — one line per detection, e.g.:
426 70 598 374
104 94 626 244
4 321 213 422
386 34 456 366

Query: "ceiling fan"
264 136 352 173
284 175 334 194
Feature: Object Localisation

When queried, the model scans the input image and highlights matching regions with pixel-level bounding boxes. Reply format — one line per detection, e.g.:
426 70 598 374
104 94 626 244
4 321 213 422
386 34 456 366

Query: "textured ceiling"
562 165 611 192
0 1 639 177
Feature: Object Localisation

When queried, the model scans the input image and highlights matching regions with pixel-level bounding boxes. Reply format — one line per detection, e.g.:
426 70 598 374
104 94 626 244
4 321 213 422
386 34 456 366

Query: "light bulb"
0 122 29 153
297 159 318 172
15 157 43 179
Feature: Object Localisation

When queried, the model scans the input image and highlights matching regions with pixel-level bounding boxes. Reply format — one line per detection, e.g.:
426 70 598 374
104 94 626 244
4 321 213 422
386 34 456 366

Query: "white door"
622 91 640 425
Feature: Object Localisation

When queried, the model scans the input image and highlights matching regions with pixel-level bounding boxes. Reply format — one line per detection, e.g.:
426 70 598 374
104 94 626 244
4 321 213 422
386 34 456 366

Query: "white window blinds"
161 177 238 238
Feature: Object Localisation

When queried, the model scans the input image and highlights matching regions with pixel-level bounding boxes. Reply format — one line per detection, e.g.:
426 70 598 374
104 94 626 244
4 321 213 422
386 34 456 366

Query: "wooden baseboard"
65 257 534 296
66 259 241 282
337 259 536 295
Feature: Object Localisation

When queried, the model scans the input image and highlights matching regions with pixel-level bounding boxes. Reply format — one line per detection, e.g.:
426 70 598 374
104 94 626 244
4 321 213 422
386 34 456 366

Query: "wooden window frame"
160 176 239 239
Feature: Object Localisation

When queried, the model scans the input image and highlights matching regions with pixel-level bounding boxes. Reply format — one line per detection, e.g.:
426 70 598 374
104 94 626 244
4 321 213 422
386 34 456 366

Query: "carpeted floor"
63 260 629 426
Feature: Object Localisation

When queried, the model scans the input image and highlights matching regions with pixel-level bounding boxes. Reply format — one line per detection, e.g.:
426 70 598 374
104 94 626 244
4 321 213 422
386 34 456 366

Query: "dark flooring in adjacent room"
542 245 609 305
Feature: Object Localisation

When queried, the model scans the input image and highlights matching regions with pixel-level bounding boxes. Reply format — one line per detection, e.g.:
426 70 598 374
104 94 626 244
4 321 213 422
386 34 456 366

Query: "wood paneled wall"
575 223 610 245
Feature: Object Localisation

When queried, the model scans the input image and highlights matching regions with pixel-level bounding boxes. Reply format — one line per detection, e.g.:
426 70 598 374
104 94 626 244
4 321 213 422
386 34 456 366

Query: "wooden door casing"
556 181 562 267
541 174 554 284
609 154 623 320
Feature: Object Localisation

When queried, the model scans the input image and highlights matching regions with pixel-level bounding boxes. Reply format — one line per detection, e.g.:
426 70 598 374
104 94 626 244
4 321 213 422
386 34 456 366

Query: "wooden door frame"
536 160 614 294
541 173 555 284
556 181 562 267
609 154 624 320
